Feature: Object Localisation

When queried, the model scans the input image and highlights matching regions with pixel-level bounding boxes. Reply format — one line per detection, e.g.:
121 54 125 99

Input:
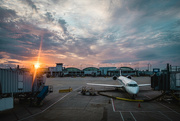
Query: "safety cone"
138 103 141 108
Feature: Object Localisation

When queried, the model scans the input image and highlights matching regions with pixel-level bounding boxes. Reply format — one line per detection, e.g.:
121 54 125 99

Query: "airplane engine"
113 76 117 80
126 75 132 79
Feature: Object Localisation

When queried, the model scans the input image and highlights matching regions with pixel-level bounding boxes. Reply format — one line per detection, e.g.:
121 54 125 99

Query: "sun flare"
35 63 40 69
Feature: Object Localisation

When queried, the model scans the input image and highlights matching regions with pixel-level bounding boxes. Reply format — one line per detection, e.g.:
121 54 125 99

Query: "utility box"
0 97 13 111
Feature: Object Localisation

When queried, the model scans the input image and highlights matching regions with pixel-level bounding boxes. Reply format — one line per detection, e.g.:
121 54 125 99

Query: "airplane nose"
132 87 139 94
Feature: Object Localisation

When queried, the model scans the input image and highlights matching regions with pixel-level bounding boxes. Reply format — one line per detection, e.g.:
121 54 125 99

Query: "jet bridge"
151 64 180 92
0 68 51 111
170 66 180 91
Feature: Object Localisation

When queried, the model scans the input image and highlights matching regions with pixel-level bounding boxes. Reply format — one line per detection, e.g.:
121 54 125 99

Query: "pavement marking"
110 97 178 114
158 111 172 121
23 106 33 115
111 98 116 112
130 112 137 121
145 95 180 115
119 111 125 121
117 111 176 113
12 109 19 120
157 102 180 115
18 86 82 121
110 97 179 114
84 94 93 110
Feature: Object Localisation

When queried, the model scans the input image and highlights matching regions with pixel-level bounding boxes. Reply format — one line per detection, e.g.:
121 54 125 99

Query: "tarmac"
0 77 180 121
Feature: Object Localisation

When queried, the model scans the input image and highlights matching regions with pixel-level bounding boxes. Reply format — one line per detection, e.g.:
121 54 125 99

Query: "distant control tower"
56 63 63 72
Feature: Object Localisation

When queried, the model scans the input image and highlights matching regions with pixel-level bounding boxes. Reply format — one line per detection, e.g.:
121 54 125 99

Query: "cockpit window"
127 84 138 87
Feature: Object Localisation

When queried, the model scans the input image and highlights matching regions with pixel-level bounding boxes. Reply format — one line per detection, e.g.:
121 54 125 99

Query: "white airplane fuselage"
87 75 150 96
117 76 139 95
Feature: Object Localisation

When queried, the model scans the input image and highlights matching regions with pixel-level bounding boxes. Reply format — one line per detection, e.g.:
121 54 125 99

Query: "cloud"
7 61 19 64
135 50 159 61
45 12 54 22
0 7 17 22
58 18 68 34
0 0 180 69
22 0 38 13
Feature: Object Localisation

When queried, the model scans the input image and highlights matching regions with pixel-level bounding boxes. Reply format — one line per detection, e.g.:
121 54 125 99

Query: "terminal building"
48 63 137 77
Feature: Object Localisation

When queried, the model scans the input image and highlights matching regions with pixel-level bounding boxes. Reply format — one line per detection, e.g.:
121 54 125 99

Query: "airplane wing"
138 84 151 87
87 83 123 87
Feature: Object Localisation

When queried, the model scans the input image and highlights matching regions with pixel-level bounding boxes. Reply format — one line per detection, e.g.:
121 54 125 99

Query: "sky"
0 0 180 70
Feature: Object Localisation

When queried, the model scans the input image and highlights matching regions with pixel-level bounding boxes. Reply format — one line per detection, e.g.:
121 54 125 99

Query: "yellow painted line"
116 97 144 102
59 88 72 93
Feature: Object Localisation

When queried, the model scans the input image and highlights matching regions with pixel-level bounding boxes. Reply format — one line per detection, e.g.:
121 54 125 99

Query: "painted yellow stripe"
116 97 144 102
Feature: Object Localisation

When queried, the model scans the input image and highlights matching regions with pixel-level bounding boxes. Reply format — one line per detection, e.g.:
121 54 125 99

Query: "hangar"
100 67 136 76
99 67 117 76
83 67 100 76
63 67 83 76
120 67 136 76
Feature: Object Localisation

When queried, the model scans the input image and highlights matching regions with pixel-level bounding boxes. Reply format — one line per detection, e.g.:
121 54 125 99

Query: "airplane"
87 70 150 98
